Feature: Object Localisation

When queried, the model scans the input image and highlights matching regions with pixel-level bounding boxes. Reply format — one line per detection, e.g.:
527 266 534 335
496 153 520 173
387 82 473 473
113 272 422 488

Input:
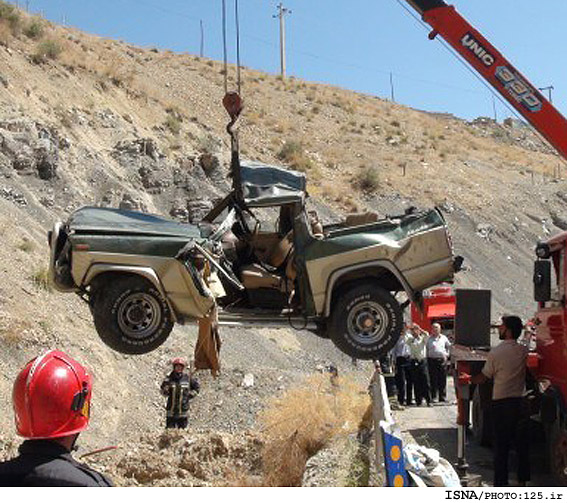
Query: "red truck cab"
410 284 456 338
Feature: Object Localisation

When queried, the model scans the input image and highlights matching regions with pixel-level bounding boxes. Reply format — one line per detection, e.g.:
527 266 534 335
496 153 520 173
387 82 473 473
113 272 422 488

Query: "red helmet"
171 357 187 368
12 350 92 439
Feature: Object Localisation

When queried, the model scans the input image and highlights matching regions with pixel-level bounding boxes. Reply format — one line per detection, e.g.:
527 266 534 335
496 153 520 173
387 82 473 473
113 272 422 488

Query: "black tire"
471 385 493 447
92 275 173 355
329 282 403 360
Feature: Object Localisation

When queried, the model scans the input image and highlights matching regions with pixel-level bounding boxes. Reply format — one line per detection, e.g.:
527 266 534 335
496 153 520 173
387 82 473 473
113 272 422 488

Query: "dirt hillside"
0 4 565 486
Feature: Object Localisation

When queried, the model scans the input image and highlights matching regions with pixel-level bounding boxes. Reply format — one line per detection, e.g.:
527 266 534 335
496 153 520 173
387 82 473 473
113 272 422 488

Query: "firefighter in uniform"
0 350 113 487
161 357 200 429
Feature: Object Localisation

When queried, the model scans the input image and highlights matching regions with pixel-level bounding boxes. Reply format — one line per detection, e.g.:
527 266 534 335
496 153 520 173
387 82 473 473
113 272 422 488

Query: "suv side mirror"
534 260 551 303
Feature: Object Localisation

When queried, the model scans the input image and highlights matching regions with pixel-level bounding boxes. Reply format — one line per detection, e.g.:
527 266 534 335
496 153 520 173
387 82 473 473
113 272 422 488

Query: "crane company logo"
461 33 495 67
495 66 543 112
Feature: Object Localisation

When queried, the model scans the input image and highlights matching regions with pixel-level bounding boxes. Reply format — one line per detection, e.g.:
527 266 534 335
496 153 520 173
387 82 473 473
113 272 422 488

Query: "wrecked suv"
48 161 461 360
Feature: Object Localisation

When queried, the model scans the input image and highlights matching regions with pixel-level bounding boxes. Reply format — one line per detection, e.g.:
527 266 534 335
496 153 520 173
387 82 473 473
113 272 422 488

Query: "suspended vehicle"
46 0 463 361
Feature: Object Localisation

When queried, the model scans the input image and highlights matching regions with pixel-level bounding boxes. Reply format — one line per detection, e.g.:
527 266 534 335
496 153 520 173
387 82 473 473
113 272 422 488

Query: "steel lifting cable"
235 0 242 95
222 0 229 94
221 0 243 96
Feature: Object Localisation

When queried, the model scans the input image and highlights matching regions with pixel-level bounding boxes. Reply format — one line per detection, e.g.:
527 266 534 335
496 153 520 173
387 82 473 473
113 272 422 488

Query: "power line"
21 0 507 109
110 0 484 96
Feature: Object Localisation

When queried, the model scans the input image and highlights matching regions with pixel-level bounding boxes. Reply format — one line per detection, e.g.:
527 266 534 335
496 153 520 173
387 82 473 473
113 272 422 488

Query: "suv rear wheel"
329 282 402 360
92 275 173 354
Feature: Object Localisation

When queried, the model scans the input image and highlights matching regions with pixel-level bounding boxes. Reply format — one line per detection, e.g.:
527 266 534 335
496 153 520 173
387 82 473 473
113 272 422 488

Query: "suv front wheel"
92 275 174 354
329 283 403 360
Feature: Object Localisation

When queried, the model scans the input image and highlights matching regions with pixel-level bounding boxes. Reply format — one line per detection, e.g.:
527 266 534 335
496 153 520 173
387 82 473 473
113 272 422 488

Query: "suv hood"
67 207 201 239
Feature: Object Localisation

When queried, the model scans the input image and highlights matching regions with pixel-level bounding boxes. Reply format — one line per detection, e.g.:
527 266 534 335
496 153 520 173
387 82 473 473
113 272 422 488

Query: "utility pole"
200 19 204 57
492 95 498 122
389 72 395 102
538 85 554 103
273 3 291 79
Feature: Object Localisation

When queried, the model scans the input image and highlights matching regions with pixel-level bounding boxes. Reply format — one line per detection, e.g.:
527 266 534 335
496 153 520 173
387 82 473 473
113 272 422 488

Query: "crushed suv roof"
239 161 306 207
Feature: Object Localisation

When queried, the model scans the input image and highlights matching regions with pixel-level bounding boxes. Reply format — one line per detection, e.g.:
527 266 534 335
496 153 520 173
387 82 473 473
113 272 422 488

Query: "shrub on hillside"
165 114 181 135
355 166 380 193
17 238 34 253
33 38 63 63
277 140 314 172
0 1 21 35
30 267 52 291
23 18 44 39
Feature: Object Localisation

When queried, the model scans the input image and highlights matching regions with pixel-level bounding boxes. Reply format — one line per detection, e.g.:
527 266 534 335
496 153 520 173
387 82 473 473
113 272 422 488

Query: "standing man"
427 323 452 403
394 325 413 406
161 357 200 429
0 350 113 486
470 315 530 487
407 323 432 407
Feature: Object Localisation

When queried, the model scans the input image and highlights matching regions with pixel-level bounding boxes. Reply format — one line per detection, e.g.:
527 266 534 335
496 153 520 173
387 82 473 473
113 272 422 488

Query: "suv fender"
324 260 415 317
84 264 177 322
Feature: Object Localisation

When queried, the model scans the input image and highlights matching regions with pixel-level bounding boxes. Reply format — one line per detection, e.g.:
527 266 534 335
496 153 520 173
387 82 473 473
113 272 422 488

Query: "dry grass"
23 17 44 40
277 140 314 173
257 373 369 486
0 1 21 36
30 267 51 291
33 38 63 63
16 238 34 253
165 113 181 135
0 21 11 45
0 313 31 345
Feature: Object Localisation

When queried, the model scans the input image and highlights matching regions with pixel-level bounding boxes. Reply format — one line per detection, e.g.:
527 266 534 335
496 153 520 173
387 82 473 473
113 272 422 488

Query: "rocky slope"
0 4 565 485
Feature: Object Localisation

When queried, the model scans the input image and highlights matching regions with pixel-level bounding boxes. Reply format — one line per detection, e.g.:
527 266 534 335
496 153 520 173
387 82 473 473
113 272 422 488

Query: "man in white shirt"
426 323 451 403
407 323 431 407
471 315 530 487
394 325 413 405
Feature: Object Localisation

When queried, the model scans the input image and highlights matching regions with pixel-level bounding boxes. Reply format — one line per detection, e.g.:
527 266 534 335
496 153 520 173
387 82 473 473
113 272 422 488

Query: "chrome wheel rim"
117 292 161 339
347 300 388 345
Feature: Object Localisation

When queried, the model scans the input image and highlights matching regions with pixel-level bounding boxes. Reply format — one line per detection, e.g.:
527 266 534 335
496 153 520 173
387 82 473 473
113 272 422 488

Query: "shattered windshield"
209 208 237 242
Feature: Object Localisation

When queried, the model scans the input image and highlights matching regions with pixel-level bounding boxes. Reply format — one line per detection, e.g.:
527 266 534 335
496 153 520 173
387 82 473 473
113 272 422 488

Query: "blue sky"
13 0 567 121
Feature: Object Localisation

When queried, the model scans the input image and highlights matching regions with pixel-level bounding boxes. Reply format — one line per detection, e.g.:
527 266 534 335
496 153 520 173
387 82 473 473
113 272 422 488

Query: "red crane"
405 0 567 161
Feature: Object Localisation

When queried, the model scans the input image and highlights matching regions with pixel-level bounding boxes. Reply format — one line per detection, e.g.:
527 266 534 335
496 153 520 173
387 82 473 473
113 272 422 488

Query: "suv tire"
329 282 402 360
92 275 173 354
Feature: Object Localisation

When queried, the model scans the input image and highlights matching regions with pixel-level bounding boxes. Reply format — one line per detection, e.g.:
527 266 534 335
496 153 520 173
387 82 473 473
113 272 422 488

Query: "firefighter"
161 357 200 429
0 350 113 487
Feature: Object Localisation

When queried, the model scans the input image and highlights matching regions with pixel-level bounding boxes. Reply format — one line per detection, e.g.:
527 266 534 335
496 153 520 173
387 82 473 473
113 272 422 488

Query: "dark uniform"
0 440 113 487
161 371 200 428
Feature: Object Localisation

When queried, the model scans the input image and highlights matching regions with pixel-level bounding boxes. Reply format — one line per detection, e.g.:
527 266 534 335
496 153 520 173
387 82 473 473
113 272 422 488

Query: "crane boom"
405 0 567 161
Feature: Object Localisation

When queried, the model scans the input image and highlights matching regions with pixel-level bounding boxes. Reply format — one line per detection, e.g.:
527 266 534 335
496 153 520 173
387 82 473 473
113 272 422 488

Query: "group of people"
0 351 200 486
393 322 452 407
394 315 532 487
0 315 534 488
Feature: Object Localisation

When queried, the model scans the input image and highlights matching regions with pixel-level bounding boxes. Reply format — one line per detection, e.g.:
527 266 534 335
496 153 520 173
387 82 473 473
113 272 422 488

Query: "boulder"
119 193 147 212
186 199 213 223
199 153 220 177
